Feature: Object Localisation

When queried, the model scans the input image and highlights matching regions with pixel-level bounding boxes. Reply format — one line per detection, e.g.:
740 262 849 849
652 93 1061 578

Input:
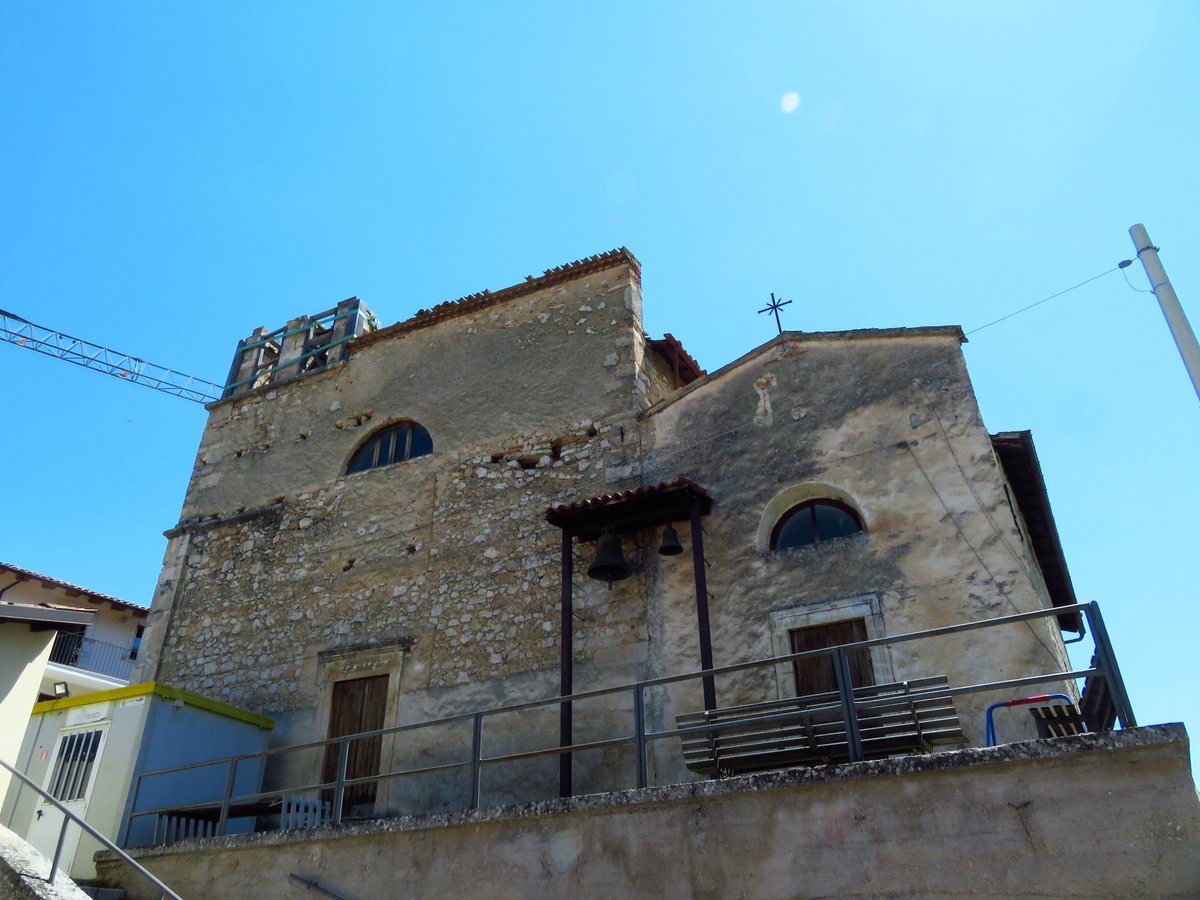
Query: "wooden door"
322 675 388 815
789 618 875 696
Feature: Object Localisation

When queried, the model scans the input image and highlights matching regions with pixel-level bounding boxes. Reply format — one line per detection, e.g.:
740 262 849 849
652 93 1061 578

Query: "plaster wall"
0 626 53 803
0 582 142 660
639 331 1068 769
95 726 1200 900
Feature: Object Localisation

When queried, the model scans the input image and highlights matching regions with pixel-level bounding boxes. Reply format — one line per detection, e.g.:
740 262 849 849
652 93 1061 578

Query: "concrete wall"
0 825 90 900
96 725 1200 899
134 253 1078 811
0 626 53 803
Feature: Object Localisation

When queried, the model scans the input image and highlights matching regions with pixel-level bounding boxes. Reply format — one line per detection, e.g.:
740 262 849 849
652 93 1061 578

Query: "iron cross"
758 293 792 335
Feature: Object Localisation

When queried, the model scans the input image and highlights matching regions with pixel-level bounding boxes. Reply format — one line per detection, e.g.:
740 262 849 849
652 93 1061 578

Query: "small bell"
587 530 632 587
658 524 684 556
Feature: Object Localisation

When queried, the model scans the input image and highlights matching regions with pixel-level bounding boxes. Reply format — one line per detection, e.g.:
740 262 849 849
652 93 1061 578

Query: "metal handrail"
124 601 1132 844
49 632 135 681
0 757 180 899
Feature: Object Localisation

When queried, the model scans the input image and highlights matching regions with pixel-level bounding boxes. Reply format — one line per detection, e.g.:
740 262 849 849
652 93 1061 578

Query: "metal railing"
49 632 135 681
124 601 1133 846
0 758 180 899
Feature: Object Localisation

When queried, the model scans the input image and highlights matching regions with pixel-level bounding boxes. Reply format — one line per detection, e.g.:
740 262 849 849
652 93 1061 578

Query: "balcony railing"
49 631 135 682
124 601 1133 847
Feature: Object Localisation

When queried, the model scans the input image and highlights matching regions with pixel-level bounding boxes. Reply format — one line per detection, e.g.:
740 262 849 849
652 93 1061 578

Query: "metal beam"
0 307 222 404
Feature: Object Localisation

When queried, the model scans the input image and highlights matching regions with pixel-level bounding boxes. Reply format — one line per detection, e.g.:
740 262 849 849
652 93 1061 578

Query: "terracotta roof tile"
545 477 713 539
0 561 147 613
352 248 641 351
545 477 710 518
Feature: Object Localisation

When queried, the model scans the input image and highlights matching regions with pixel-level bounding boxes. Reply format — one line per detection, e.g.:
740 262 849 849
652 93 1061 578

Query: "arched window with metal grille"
770 499 864 550
346 421 433 474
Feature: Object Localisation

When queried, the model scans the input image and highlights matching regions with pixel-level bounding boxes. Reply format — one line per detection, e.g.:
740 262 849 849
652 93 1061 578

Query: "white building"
0 562 148 700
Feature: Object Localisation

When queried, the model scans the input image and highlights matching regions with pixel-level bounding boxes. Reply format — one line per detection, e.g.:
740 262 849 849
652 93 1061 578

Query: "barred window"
46 729 104 802
771 499 864 550
346 421 433 474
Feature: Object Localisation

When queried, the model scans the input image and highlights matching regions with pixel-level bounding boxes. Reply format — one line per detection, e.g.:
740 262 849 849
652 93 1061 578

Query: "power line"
965 265 1121 336
1121 265 1154 294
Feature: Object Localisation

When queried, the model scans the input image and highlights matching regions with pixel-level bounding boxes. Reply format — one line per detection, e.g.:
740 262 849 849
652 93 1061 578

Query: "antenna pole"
1129 223 1200 401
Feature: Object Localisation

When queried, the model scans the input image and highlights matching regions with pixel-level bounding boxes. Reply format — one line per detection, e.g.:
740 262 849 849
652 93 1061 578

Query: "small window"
128 624 145 661
771 499 863 550
347 421 433 474
46 729 105 802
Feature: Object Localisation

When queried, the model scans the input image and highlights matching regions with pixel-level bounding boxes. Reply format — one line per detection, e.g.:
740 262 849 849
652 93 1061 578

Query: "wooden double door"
322 674 388 816
789 618 876 696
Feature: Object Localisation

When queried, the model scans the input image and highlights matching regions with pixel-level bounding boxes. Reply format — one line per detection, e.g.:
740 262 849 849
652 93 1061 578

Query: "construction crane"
0 307 222 404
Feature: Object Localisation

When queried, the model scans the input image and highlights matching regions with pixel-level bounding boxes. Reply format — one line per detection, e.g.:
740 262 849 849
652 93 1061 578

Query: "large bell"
658 524 684 556
587 531 632 586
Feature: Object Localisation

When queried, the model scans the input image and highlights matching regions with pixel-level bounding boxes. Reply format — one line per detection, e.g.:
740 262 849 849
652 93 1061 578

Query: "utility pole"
1129 223 1200 401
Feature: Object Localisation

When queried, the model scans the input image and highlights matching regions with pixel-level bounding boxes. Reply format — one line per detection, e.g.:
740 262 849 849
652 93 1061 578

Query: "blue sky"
2 3 1197 760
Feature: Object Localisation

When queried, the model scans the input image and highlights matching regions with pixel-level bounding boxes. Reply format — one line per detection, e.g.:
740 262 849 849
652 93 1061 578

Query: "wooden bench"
677 676 964 776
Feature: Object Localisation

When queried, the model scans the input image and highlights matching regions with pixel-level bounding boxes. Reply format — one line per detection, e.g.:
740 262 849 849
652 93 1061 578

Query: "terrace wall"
97 725 1200 899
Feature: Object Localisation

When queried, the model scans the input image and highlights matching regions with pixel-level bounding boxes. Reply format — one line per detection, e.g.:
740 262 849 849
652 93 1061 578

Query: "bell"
658 524 684 556
587 531 632 586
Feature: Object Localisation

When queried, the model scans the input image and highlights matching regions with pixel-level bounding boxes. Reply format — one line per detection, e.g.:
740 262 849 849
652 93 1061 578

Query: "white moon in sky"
780 92 801 114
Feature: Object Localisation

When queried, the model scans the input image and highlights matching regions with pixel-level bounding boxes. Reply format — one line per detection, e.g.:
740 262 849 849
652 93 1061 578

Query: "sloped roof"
546 477 712 540
0 600 93 629
642 326 968 417
352 248 642 350
0 561 147 615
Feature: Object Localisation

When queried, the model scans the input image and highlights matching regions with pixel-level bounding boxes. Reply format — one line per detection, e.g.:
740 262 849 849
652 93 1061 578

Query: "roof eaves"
990 431 1082 632
0 562 147 614
0 602 95 628
545 476 713 539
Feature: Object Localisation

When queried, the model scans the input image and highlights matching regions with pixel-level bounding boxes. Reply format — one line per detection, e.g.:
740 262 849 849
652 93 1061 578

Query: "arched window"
770 499 864 550
346 421 433 474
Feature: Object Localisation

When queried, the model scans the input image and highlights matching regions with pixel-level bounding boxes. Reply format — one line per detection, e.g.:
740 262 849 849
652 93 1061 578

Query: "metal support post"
217 758 237 836
833 648 864 762
49 815 69 883
690 498 716 711
559 529 574 798
633 684 648 789
469 712 484 809
332 739 350 825
1130 223 1200 400
1085 602 1137 728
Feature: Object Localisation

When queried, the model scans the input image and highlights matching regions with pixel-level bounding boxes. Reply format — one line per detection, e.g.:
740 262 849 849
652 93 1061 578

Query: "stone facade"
136 248 1078 810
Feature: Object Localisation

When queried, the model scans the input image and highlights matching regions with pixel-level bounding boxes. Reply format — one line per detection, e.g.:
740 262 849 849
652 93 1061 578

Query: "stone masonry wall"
138 254 1078 811
139 260 666 807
